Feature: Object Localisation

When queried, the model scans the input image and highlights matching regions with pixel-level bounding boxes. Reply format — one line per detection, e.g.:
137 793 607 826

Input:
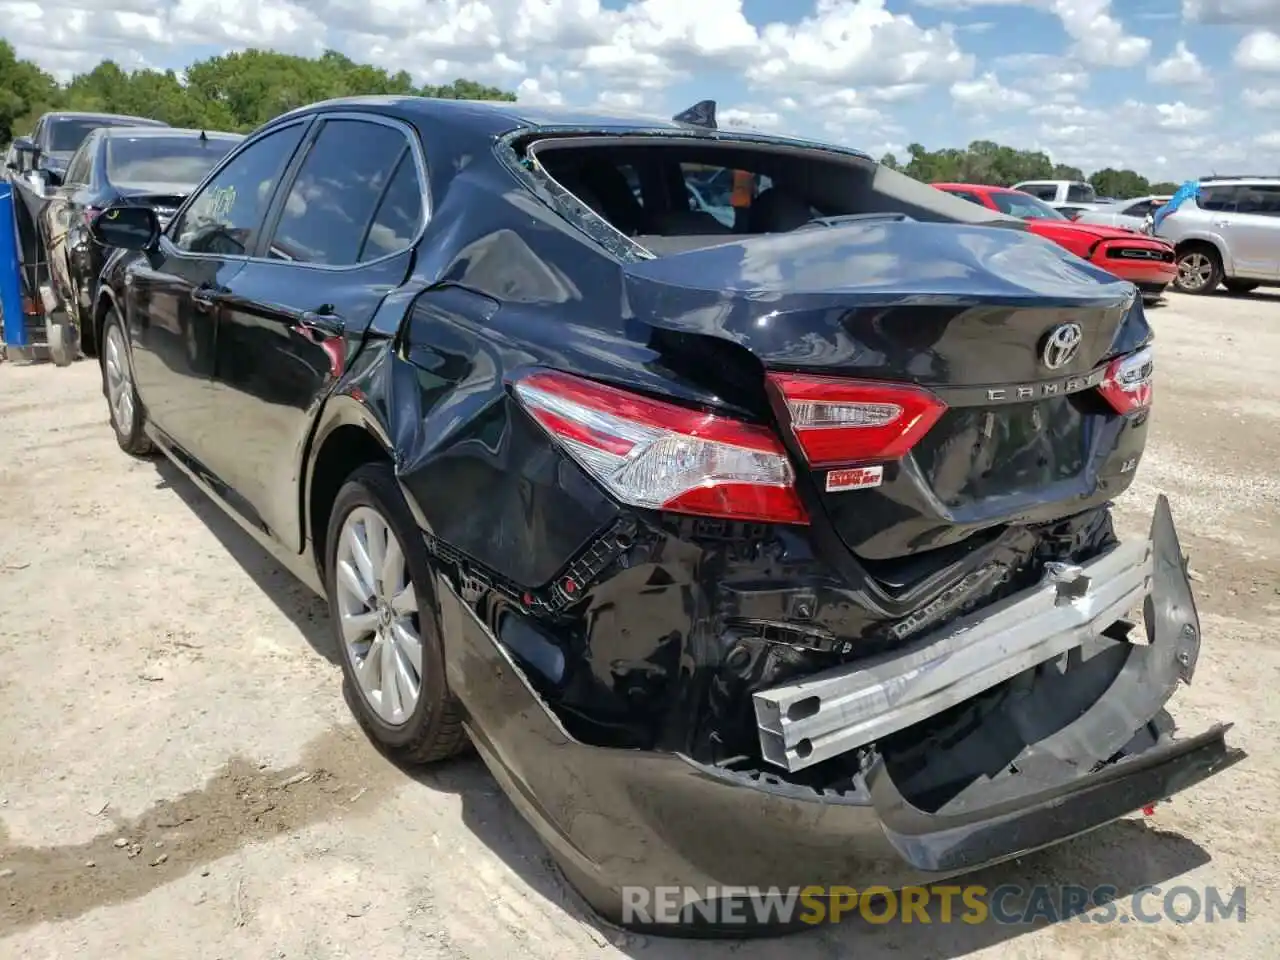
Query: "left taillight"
765 373 947 467
512 370 808 525
1098 344 1154 415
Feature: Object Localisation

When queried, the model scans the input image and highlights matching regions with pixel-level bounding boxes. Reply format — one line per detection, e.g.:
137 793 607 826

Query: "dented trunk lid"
622 220 1152 561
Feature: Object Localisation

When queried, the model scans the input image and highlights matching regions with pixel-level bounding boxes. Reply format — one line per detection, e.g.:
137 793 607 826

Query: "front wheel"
326 463 469 765
1173 246 1222 295
100 314 153 456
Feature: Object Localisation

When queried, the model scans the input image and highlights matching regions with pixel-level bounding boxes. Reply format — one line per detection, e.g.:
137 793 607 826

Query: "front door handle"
190 282 221 308
1212 219 1231 229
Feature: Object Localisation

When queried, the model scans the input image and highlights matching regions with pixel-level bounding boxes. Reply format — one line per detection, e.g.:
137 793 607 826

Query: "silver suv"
1156 177 1280 295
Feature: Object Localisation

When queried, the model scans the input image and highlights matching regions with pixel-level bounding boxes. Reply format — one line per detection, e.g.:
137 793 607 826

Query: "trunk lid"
622 220 1152 561
116 183 191 226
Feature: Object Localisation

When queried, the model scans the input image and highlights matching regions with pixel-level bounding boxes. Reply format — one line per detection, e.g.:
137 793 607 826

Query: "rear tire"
1173 244 1222 295
100 312 153 457
326 462 469 765
46 316 77 367
1223 280 1260 296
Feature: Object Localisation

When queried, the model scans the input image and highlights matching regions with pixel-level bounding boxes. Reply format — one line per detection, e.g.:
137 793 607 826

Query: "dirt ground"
1 290 1278 959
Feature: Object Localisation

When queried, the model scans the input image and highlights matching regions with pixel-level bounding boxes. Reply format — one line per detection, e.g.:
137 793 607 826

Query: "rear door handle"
293 308 344 343
1212 219 1231 229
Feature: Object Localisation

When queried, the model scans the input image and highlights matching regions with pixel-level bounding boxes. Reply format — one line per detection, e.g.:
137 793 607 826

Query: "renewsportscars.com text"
621 884 1247 926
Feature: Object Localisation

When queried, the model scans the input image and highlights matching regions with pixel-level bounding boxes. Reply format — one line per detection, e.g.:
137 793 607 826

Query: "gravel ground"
1 290 1278 959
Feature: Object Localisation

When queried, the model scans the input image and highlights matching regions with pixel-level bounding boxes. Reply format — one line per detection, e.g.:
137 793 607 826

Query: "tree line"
1 40 1176 199
0 42 514 143
880 141 1180 198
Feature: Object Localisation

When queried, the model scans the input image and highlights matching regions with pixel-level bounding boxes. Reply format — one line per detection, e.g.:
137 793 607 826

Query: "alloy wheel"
104 326 135 429
334 505 423 725
1177 253 1212 292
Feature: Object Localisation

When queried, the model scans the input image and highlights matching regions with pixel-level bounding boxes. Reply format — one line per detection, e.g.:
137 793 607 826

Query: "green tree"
0 40 62 142
1090 167 1150 199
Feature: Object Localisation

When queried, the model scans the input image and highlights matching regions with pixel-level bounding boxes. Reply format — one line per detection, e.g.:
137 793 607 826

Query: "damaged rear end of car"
398 117 1245 934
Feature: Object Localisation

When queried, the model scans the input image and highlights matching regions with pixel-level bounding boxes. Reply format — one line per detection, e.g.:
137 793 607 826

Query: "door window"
64 138 94 185
265 119 418 265
1122 200 1153 217
359 151 425 262
1236 185 1280 216
1198 186 1240 212
1065 182 1096 202
170 123 307 257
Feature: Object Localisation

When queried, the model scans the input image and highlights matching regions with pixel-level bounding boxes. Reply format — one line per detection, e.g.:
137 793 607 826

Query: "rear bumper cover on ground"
438 495 1244 934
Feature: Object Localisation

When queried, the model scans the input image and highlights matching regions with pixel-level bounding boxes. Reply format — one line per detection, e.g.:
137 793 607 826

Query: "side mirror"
42 168 63 188
10 137 38 172
89 205 161 251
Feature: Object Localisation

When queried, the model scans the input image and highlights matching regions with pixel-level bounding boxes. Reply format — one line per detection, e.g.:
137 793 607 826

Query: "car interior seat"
748 188 814 233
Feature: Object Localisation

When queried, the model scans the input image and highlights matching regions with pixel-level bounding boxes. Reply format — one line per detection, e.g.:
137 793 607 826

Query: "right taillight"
1098 344 1153 415
512 370 808 525
765 373 947 467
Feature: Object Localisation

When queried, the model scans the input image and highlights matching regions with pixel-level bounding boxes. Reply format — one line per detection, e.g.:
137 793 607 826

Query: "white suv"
1155 177 1280 295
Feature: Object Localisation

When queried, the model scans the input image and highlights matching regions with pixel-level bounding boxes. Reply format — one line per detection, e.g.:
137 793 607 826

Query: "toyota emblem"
1041 323 1083 370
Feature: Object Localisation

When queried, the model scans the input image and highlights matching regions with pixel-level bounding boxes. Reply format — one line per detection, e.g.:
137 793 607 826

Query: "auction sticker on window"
826 466 883 492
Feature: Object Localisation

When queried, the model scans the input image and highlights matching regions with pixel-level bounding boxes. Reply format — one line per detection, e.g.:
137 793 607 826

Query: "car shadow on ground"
151 455 339 665
152 453 1215 959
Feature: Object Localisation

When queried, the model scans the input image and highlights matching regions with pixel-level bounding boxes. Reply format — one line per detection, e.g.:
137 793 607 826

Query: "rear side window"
1122 200 1153 217
266 119 417 265
1237 185 1280 216
360 151 424 262
1199 186 1239 212
1065 182 1096 202
1019 184 1057 201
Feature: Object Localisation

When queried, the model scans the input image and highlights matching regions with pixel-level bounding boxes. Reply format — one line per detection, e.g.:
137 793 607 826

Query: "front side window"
107 135 242 190
63 138 95 185
171 123 306 256
266 119 416 265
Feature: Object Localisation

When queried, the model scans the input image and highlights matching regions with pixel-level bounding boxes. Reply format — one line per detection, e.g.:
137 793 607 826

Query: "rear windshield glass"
107 135 241 188
49 119 120 153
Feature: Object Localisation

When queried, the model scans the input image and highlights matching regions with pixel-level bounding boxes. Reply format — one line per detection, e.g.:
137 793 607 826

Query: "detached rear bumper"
439 495 1244 935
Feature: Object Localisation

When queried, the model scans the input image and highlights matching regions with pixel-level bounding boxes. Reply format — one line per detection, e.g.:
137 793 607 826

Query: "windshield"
988 191 1068 221
107 135 242 189
49 118 152 153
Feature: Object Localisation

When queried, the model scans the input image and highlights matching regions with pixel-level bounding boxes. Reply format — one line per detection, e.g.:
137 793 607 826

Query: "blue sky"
8 0 1280 180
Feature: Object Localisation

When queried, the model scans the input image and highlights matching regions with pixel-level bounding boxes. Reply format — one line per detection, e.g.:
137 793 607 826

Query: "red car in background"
933 182 1177 301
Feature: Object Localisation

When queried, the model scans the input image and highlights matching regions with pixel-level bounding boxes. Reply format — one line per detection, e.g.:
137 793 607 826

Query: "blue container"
0 182 26 347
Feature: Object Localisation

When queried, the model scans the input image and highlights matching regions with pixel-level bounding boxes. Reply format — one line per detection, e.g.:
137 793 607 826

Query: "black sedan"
40 126 243 356
87 95 1239 933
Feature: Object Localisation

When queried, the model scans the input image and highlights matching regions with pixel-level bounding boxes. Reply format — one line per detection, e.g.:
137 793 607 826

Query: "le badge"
826 466 883 493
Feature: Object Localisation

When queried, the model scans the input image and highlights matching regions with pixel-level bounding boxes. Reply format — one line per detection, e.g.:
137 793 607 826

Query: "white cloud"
1257 130 1280 149
1183 0 1280 25
1235 29 1280 72
752 1 975 89
1244 87 1280 108
950 72 1033 110
916 0 1150 66
1147 41 1209 85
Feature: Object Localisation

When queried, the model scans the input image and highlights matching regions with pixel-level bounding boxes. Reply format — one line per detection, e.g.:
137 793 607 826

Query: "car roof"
933 182 1016 193
99 126 243 139
268 95 875 159
48 111 168 125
